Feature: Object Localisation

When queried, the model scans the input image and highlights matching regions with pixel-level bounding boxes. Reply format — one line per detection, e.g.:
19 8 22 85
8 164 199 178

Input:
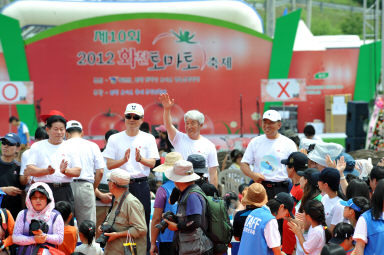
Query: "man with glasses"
103 103 159 251
0 133 28 218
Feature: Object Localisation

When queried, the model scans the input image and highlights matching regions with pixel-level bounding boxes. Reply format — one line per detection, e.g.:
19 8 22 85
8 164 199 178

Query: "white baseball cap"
124 103 144 116
66 120 83 131
263 110 281 122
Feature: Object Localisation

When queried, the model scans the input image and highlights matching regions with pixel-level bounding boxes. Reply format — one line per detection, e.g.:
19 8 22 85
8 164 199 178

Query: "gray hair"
184 110 204 125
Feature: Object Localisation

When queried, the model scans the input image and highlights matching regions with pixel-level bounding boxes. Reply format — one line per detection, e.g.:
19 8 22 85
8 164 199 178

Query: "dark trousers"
48 183 75 225
129 180 151 251
159 242 175 255
261 181 290 200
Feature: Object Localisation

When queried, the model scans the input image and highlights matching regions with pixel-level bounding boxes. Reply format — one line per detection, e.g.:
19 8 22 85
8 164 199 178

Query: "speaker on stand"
345 101 369 152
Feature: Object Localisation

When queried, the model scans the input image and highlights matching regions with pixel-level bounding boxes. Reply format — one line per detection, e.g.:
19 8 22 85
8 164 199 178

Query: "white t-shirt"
26 140 82 183
241 134 297 182
353 212 384 243
75 242 104 255
303 225 326 255
20 149 30 176
321 194 343 227
295 231 308 255
65 138 106 183
103 131 159 178
171 130 218 168
264 218 281 248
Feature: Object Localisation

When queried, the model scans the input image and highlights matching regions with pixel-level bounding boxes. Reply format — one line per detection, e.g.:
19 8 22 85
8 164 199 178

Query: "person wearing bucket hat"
103 102 159 251
307 142 343 171
238 191 295 255
163 160 213 255
150 152 182 255
288 199 332 255
159 93 219 188
187 154 218 197
233 183 267 241
101 169 147 255
240 109 297 200
330 223 355 254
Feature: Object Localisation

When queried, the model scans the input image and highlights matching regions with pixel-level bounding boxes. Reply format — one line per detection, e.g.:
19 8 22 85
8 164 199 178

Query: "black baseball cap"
315 167 340 191
281 152 308 171
330 223 354 244
297 168 320 186
274 192 295 218
187 154 207 174
321 243 347 255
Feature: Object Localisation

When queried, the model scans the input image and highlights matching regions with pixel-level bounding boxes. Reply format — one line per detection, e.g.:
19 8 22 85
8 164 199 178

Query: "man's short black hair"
8 116 19 123
46 115 66 128
34 127 49 140
55 201 72 222
304 124 316 137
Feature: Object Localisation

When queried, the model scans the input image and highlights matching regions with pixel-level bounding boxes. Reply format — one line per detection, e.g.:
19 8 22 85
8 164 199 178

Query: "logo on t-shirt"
260 155 279 173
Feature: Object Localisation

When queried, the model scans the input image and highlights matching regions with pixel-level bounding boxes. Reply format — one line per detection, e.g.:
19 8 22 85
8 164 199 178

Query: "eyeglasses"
125 114 142 120
1 140 16 146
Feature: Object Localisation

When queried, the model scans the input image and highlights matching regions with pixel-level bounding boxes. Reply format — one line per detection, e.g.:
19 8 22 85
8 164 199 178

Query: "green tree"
341 13 363 35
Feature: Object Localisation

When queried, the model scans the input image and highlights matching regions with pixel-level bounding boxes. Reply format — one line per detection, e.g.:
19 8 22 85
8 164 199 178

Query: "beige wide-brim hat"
241 183 268 207
165 160 201 183
153 152 183 173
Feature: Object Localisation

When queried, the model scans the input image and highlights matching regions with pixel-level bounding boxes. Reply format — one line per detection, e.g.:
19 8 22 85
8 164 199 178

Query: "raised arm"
159 93 178 142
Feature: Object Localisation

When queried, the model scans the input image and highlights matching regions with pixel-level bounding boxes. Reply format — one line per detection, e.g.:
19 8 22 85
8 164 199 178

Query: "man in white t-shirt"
25 115 82 213
103 103 159 251
241 110 297 199
65 120 105 227
159 93 219 187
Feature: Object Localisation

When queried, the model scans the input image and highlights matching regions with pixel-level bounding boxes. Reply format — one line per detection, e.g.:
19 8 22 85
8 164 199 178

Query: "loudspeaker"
345 137 366 152
346 101 369 137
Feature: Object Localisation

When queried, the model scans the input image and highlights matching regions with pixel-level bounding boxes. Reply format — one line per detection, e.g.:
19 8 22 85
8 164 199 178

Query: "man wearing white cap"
65 120 105 227
159 93 219 187
163 160 213 255
101 169 147 255
103 103 159 251
241 110 297 199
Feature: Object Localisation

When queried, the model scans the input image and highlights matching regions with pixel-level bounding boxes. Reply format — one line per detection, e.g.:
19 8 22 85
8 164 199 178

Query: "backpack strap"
51 209 59 225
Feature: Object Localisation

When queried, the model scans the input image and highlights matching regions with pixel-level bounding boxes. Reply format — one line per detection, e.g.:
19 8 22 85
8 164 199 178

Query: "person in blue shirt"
9 116 30 147
353 179 384 255
238 189 295 255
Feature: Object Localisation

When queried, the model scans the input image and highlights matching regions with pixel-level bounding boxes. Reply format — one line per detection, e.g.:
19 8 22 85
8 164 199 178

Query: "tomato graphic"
88 110 123 136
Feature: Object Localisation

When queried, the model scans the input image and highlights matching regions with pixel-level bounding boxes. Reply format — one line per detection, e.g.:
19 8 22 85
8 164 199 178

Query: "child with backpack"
56 201 77 255
0 207 15 255
74 220 103 255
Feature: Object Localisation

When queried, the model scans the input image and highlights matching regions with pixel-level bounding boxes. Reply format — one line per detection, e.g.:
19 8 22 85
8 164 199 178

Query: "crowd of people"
0 92 383 255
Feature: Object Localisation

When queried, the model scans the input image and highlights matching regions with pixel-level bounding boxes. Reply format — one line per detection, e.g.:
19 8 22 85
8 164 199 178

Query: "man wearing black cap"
0 133 27 218
187 154 219 197
281 152 308 255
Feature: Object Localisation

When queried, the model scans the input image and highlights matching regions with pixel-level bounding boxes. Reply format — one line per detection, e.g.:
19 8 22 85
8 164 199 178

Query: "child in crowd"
353 179 384 255
56 201 77 255
75 220 103 255
288 200 331 255
330 223 354 254
341 197 370 227
0 207 15 255
317 168 346 232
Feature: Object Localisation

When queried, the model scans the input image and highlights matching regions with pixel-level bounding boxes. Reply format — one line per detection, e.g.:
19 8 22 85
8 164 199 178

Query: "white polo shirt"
102 131 159 178
65 137 106 183
26 139 82 183
171 130 218 168
241 134 297 182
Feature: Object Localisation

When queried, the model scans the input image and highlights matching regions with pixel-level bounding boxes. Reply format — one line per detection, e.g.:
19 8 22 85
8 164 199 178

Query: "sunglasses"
125 114 142 120
1 140 16 146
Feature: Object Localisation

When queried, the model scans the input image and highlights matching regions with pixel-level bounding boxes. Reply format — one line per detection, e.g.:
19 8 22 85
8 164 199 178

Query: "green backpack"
184 186 233 254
